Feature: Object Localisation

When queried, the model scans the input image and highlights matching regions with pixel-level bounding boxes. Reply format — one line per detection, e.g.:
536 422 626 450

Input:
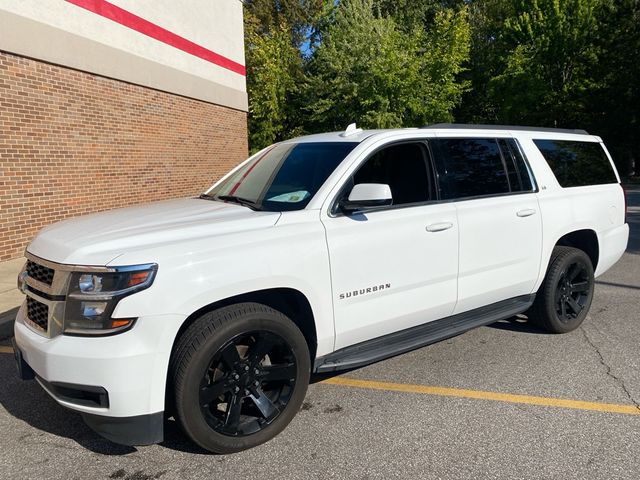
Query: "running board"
314 294 535 373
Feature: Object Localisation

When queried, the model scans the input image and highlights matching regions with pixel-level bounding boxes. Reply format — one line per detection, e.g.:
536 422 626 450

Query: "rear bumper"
595 223 629 277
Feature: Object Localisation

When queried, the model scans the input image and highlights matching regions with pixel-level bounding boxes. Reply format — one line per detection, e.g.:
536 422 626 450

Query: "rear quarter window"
533 140 617 187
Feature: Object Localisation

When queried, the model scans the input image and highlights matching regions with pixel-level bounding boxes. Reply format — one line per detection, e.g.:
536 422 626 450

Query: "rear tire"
528 246 595 333
171 302 310 453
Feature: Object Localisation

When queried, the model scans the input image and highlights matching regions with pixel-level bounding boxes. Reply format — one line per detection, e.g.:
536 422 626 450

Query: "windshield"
205 142 358 211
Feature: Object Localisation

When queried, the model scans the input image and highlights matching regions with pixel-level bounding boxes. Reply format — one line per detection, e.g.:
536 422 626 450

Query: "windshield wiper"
200 193 261 211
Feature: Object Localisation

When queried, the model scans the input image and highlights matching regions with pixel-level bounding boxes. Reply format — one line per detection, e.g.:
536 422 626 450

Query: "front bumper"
13 302 186 445
81 411 164 446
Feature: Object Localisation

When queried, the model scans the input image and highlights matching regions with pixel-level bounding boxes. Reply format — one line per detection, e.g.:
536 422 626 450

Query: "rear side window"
433 138 510 199
533 140 617 187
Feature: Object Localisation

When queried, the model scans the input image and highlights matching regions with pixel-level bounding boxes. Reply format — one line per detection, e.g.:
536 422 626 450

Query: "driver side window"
353 142 435 206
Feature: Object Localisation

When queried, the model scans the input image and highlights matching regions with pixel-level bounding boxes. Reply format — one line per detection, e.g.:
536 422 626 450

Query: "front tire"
529 246 595 333
171 303 310 453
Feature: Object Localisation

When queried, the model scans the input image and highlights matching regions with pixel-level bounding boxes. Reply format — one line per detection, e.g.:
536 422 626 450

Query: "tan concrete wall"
0 0 247 111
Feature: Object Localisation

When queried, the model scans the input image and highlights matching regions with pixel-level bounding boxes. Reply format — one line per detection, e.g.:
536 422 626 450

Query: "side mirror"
339 183 393 213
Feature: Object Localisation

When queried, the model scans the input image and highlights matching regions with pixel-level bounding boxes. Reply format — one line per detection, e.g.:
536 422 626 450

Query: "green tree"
488 0 607 127
245 13 299 151
587 0 639 175
456 0 514 122
374 0 467 31
244 1 326 152
467 0 638 175
304 0 470 131
244 0 327 47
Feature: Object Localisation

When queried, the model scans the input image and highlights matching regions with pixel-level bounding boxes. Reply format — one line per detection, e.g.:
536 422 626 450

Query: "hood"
27 198 281 265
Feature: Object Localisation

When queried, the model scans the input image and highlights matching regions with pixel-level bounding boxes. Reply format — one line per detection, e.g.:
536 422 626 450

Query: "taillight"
621 183 628 224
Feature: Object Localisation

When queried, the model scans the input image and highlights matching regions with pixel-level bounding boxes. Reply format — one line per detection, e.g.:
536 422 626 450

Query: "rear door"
321 141 459 350
432 137 542 313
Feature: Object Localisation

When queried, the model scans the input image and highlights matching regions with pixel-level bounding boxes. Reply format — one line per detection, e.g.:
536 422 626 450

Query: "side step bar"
314 294 535 373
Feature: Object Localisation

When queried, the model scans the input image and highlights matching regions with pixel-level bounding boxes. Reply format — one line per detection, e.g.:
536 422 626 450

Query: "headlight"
63 265 157 335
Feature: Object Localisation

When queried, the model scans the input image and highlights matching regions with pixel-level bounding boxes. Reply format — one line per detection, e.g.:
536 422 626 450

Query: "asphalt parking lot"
1 187 639 480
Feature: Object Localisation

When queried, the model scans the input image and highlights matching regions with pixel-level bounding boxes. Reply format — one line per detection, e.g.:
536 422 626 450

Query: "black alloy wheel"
554 260 592 323
528 246 595 333
199 331 297 437
172 303 310 453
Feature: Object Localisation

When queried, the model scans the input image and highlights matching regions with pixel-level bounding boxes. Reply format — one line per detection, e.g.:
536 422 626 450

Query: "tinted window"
434 138 510 199
352 142 433 205
207 142 357 211
497 138 535 192
533 140 617 187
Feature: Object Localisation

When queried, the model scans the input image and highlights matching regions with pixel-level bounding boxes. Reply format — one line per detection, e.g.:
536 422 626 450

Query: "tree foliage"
489 0 606 126
243 0 639 174
304 0 469 131
586 0 640 171
470 0 639 174
244 0 327 47
245 12 299 150
244 0 469 149
457 0 514 122
244 1 326 151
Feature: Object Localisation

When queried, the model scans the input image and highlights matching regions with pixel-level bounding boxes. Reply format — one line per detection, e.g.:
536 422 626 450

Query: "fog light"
82 301 107 318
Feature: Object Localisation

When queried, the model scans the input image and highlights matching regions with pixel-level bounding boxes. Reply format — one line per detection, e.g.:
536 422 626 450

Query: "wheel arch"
170 288 318 365
554 229 599 270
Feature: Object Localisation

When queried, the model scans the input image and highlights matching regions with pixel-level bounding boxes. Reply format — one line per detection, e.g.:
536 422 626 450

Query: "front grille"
26 297 49 332
26 260 55 286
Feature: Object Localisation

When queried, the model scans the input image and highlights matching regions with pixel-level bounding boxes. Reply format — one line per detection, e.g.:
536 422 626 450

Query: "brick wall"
0 51 248 261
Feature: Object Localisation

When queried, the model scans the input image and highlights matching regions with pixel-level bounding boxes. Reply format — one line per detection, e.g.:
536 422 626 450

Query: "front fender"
110 220 335 356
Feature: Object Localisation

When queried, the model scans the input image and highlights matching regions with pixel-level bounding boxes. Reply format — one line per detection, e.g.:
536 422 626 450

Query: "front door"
321 141 459 350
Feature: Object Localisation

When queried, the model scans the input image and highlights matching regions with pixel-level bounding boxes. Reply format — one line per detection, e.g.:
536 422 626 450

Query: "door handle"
516 208 537 217
426 222 454 232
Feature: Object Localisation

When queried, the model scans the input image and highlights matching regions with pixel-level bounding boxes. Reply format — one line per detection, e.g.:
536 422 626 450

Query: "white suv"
13 124 628 453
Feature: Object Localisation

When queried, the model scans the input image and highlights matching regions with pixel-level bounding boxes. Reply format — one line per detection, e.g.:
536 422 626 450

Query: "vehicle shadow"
0 349 214 455
484 315 547 334
0 351 138 455
308 316 549 386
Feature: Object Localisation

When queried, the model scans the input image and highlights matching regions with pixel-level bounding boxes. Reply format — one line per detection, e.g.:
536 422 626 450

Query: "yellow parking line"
0 345 14 354
322 376 640 416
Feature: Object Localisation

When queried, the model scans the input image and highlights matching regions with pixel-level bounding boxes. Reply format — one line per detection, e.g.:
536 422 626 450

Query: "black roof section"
421 123 589 135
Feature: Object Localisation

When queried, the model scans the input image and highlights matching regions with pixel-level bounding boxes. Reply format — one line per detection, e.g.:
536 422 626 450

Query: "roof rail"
421 123 589 135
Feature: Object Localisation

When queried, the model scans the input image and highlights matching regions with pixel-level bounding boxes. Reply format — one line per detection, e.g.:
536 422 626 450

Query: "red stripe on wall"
64 0 246 76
